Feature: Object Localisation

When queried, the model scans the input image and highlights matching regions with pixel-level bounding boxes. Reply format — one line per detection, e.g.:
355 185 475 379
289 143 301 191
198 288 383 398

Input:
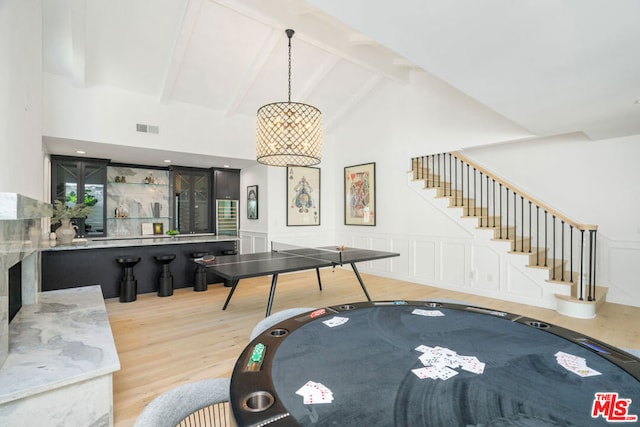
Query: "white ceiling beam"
294 55 339 101
225 28 281 117
70 0 86 86
348 33 375 46
324 74 383 132
211 0 410 83
158 0 204 104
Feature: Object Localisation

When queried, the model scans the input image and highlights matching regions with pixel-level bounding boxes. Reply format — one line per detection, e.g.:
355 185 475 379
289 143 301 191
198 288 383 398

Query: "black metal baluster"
437 153 441 188
544 211 548 267
505 188 510 239
592 230 597 301
479 172 483 226
431 155 435 188
520 196 524 252
588 230 597 301
561 221 565 281
473 168 477 217
492 180 496 227
570 225 574 283
442 153 446 196
466 164 470 217
512 191 517 251
454 157 458 206
449 154 453 197
486 175 490 228
552 215 556 280
536 206 540 265
579 230 584 300
499 184 503 239
528 201 532 253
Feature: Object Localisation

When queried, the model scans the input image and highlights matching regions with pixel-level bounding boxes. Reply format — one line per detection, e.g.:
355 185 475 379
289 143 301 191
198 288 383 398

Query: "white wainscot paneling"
506 264 543 298
352 235 370 250
239 232 268 254
471 244 500 291
240 235 252 254
368 237 390 272
389 238 410 275
413 240 436 281
254 235 268 252
441 242 466 285
608 246 640 302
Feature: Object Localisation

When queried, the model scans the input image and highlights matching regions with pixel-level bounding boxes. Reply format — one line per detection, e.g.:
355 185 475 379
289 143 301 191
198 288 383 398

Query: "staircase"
411 152 606 318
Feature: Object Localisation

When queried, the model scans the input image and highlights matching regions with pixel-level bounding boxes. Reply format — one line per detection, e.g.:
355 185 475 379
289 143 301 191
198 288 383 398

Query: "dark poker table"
230 301 640 426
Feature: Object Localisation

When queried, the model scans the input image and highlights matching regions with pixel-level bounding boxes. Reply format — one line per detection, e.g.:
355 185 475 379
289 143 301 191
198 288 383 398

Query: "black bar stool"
154 254 176 297
116 257 141 303
191 252 208 292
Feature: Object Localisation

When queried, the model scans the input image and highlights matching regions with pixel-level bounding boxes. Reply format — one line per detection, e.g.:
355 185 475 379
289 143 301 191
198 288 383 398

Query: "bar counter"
41 234 238 299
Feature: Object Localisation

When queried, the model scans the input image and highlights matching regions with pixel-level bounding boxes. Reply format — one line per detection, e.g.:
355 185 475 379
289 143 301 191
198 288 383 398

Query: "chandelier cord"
287 30 293 103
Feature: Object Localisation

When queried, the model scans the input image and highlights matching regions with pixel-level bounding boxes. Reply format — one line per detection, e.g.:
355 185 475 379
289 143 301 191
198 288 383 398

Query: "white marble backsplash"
107 166 170 237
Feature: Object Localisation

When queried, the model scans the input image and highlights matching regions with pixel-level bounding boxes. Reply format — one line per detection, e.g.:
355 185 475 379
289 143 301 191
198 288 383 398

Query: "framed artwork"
153 222 164 235
247 185 258 219
287 166 320 226
344 162 376 226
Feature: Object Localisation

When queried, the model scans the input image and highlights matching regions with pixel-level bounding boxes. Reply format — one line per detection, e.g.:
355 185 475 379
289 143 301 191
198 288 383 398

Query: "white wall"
43 73 255 160
0 0 44 200
462 133 640 241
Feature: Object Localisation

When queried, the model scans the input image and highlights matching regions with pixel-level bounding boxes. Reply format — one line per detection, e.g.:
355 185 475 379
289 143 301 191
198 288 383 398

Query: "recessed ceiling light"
163 160 171 163
76 150 86 154
223 165 230 168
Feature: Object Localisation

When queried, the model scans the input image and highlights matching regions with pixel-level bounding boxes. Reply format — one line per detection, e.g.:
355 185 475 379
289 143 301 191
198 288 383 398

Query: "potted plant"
166 229 180 238
51 200 93 244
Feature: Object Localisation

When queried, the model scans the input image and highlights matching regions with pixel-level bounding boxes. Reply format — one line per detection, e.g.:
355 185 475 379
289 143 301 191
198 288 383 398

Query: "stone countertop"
0 286 120 404
41 233 239 251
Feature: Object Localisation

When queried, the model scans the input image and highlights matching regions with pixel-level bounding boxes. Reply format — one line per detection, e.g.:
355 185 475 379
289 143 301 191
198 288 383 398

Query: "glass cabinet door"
51 156 107 237
172 168 211 234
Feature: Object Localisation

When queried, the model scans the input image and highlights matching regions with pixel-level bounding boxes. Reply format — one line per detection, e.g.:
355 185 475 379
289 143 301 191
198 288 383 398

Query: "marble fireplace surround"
0 193 120 425
0 192 44 368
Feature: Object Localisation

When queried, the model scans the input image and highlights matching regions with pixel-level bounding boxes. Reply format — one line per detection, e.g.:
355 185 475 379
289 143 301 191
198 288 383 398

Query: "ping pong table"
199 243 400 316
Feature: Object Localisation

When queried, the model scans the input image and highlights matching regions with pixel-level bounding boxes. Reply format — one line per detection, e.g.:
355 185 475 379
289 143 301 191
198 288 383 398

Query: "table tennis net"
271 242 343 264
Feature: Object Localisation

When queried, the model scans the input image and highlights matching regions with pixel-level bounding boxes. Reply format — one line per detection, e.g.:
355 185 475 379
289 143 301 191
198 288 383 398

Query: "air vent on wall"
136 123 159 134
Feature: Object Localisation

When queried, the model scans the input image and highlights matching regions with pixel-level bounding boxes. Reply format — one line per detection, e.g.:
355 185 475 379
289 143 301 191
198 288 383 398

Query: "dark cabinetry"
214 169 240 200
41 241 236 298
172 167 211 234
51 156 108 237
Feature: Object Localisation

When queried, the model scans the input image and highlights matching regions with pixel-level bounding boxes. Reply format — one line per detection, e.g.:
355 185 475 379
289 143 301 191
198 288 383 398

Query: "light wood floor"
106 269 640 427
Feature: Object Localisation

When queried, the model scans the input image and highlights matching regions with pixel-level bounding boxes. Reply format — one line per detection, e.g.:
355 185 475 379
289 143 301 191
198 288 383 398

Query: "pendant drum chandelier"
256 29 322 167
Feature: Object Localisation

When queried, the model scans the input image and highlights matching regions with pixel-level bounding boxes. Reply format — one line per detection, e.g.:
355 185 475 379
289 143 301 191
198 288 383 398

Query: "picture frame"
287 166 320 226
153 222 164 235
141 223 154 235
247 185 258 219
344 162 376 226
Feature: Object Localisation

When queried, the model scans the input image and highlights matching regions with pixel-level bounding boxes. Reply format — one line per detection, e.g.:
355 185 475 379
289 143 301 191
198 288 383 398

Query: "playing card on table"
412 366 440 379
322 316 349 328
436 366 459 380
554 351 601 377
412 308 445 317
296 381 334 404
413 344 486 380
459 355 486 374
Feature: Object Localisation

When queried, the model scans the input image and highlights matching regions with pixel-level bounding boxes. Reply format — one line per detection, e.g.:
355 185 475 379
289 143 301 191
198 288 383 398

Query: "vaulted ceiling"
42 0 640 167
